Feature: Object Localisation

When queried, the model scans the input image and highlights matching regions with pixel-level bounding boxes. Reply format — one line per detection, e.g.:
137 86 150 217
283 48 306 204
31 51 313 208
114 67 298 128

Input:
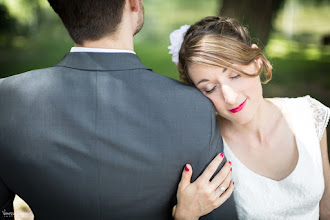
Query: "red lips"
229 99 247 113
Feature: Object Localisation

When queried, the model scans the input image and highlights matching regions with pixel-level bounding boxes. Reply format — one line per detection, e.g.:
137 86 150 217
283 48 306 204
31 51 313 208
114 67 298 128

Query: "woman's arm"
320 129 330 219
173 153 234 220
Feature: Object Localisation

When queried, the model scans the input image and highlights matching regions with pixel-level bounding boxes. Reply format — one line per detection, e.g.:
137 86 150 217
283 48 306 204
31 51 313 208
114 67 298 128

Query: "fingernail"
220 153 224 158
185 165 190 172
228 161 232 165
230 168 232 171
233 182 235 185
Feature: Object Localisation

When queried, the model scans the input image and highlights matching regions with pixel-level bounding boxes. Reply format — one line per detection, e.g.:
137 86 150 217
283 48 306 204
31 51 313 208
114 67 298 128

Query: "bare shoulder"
265 96 313 108
264 97 288 111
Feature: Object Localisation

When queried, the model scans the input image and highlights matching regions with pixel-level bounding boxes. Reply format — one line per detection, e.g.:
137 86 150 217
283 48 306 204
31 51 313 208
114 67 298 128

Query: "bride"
169 16 330 220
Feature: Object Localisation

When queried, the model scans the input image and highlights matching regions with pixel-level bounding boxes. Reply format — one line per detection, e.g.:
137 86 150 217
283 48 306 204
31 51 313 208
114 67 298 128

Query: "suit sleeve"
0 179 14 220
199 110 239 220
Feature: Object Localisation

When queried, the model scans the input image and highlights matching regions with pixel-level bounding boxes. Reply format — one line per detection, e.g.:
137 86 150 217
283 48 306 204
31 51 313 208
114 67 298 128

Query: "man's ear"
128 0 141 12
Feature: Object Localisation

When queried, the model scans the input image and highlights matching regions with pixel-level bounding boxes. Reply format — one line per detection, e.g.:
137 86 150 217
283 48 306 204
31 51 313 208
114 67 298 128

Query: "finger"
214 181 235 208
178 164 193 191
197 153 224 183
210 161 231 189
215 166 232 197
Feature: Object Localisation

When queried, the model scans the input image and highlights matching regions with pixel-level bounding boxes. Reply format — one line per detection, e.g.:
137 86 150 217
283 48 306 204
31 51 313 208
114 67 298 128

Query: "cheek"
245 77 263 97
208 96 225 112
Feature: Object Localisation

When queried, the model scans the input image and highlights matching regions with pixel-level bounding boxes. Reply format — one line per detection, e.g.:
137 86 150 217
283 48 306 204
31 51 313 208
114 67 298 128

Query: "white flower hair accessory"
168 25 191 65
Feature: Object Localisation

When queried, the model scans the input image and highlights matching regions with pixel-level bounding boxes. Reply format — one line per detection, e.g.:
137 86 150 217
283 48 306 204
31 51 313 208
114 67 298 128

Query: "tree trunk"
219 0 285 48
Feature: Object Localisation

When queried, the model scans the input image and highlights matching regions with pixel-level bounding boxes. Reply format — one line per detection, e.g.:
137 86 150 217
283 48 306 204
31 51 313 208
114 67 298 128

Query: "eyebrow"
196 68 227 85
197 79 210 85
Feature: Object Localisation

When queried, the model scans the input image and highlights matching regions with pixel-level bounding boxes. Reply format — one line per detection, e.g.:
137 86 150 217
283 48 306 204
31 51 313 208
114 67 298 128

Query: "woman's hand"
174 153 234 220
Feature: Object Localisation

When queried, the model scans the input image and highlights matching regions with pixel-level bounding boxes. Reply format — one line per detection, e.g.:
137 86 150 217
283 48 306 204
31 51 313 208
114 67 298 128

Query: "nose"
222 85 238 105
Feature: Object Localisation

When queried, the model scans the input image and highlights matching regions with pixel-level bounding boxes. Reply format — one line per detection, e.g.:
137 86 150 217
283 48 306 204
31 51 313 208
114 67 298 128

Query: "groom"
0 0 237 219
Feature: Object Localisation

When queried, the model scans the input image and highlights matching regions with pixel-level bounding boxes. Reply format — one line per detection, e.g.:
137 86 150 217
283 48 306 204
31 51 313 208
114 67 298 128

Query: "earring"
254 60 261 68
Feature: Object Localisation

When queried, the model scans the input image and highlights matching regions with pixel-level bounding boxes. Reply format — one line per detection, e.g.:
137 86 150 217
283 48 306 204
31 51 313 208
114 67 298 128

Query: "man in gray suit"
0 0 237 219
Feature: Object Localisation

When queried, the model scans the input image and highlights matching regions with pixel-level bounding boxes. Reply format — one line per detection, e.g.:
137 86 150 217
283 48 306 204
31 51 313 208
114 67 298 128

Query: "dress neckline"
223 98 301 183
223 137 301 183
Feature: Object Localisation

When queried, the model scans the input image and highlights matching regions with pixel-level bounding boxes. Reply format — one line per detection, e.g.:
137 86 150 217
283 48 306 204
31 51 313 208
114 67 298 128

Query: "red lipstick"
229 99 247 113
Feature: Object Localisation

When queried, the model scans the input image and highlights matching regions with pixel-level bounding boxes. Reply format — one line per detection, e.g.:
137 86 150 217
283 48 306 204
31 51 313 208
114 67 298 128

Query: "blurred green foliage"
0 0 329 106
0 0 329 159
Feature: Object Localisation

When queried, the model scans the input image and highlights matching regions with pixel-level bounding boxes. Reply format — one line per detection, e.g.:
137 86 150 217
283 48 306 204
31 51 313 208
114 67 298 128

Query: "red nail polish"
185 165 190 172
230 168 232 171
233 182 235 185
229 161 232 165
220 153 224 158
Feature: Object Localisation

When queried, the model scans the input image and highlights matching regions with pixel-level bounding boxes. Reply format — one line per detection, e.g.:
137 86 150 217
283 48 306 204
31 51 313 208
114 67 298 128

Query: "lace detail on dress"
305 96 330 140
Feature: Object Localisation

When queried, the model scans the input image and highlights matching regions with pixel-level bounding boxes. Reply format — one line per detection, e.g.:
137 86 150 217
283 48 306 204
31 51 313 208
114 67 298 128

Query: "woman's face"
187 61 263 125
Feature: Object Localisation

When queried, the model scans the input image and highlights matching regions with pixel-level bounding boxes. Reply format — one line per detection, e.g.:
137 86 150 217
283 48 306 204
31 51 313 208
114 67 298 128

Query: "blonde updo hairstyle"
178 16 272 86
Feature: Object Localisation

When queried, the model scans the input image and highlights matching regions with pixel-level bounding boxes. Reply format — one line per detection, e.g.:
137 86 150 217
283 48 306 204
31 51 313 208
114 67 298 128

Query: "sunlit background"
1 0 329 219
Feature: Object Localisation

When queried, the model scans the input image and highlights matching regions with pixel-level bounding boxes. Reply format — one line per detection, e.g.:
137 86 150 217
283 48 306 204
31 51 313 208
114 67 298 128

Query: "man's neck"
76 33 134 51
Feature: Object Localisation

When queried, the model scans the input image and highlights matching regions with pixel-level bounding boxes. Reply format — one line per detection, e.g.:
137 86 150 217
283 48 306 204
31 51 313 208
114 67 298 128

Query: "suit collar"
55 52 152 71
70 47 136 54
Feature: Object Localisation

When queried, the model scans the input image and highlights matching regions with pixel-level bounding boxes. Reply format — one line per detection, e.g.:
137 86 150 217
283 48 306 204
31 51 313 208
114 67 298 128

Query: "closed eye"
205 86 216 94
230 74 241 79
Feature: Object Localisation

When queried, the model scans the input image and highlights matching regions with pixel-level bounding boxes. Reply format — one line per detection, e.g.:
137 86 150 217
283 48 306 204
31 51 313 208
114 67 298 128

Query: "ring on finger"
219 186 226 192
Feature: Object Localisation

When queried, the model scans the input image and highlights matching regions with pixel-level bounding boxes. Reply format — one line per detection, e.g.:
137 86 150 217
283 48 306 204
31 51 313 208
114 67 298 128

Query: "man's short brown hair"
48 0 126 45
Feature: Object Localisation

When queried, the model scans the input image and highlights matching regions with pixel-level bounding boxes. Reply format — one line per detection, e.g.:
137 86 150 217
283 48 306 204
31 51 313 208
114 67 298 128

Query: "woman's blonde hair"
178 16 272 85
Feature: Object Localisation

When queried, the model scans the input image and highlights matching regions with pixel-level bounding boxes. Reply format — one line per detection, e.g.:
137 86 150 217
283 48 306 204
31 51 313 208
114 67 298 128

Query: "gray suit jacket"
0 52 237 219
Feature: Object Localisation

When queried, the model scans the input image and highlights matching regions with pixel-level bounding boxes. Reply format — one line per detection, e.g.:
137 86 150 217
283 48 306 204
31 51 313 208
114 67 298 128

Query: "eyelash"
230 74 241 79
206 86 216 94
204 74 240 94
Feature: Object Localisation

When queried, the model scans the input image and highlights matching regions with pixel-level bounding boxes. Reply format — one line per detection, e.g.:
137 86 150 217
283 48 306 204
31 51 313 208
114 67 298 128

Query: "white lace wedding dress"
224 96 329 220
